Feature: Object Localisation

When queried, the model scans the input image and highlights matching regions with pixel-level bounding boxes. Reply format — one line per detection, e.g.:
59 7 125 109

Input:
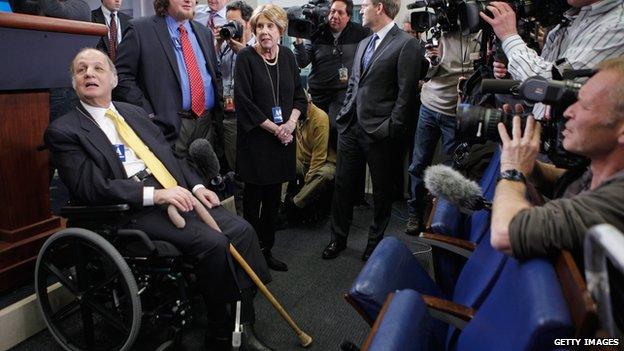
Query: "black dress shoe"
361 242 379 261
322 240 346 260
241 323 273 351
263 250 288 271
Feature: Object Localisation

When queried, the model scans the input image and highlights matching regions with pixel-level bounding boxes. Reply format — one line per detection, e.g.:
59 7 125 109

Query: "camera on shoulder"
286 0 330 39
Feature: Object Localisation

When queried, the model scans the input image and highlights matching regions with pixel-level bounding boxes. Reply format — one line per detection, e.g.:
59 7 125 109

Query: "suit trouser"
126 205 271 304
330 121 396 246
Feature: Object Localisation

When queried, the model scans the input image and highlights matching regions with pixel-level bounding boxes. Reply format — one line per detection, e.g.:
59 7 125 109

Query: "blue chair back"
0 0 12 12
433 147 501 294
445 230 507 347
465 146 500 243
347 237 443 324
429 198 462 236
364 290 434 351
453 258 574 351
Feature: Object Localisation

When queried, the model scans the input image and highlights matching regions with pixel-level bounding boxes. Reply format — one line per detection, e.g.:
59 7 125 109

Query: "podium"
0 13 106 293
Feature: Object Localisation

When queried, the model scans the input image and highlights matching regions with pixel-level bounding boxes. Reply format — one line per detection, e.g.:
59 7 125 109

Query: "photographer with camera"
490 57 624 314
293 0 370 148
405 28 481 235
480 0 624 118
216 1 255 172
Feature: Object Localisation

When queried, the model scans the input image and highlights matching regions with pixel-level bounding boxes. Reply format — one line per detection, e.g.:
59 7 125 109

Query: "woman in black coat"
234 4 307 271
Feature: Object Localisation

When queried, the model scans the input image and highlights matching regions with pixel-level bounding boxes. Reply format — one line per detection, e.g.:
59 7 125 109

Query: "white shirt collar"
81 101 116 124
100 5 116 19
374 21 395 43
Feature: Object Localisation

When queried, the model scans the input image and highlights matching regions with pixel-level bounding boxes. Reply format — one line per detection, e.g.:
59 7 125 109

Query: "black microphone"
424 164 491 214
189 138 227 190
480 79 522 95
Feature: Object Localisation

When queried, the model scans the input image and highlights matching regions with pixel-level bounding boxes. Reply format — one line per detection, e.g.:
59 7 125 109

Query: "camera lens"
456 104 509 143
219 26 234 40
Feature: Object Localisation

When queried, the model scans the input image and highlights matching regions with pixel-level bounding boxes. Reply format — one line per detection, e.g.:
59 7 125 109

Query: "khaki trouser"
293 161 336 208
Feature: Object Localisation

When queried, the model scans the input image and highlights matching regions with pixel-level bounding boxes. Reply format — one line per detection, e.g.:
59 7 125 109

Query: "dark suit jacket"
336 24 421 140
113 15 224 142
91 7 132 57
44 102 203 208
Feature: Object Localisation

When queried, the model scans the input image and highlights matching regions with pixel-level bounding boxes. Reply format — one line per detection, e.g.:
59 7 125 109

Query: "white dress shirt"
81 101 155 205
100 6 122 44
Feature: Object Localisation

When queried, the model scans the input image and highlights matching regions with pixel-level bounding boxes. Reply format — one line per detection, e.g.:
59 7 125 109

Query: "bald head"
70 48 118 108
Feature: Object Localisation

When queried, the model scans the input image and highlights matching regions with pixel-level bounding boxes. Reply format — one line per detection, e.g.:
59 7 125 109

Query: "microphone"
189 138 229 190
424 164 491 214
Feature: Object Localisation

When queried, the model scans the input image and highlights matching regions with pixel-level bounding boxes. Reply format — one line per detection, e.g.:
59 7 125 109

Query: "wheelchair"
35 204 194 351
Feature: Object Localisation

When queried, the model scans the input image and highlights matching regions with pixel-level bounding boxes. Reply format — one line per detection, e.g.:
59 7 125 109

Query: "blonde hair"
249 4 288 35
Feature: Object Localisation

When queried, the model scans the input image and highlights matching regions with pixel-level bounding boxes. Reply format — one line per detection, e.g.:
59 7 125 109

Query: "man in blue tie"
322 0 421 261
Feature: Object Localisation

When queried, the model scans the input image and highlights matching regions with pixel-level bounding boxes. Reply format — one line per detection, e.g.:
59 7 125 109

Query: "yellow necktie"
105 109 178 189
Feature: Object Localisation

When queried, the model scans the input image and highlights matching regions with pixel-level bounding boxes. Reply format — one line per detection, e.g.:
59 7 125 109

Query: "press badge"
114 144 126 162
272 106 283 124
224 95 235 112
338 66 349 83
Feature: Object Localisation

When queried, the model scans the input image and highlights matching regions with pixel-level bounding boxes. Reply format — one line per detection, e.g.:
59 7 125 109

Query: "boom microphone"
189 138 232 190
424 164 491 214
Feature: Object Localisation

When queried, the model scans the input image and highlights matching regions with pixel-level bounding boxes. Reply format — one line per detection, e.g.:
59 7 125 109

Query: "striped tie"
109 12 118 61
179 25 206 117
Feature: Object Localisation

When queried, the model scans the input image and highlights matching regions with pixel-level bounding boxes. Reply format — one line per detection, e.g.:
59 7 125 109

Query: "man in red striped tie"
114 0 226 172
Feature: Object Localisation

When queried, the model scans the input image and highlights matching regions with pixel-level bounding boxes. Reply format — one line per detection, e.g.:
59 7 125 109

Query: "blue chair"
364 258 574 351
0 0 12 12
346 234 507 348
424 147 501 294
427 146 501 242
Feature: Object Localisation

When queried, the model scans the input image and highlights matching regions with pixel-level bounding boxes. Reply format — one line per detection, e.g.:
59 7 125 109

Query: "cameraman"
293 0 370 147
480 0 624 118
405 29 481 235
491 59 624 324
217 1 255 173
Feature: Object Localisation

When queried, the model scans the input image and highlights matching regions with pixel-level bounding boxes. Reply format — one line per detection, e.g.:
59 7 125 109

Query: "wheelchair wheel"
35 228 141 351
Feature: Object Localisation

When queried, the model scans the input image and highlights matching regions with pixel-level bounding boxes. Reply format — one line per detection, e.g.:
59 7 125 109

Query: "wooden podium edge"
0 217 61 243
0 12 107 36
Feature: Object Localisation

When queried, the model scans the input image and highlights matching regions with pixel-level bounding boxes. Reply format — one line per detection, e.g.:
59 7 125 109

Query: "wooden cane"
168 201 313 347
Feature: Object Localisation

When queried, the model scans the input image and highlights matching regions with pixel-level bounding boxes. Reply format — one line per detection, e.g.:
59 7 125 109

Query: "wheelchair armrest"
418 232 476 259
116 229 157 255
60 204 131 217
422 294 475 330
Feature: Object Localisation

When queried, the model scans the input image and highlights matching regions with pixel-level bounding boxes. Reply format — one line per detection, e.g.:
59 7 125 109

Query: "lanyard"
263 55 280 106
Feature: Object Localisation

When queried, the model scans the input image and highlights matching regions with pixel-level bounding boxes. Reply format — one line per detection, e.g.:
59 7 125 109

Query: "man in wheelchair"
44 48 273 351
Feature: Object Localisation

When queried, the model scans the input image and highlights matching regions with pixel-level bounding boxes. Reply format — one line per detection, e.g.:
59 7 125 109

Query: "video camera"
286 0 330 39
456 74 592 169
408 0 569 35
